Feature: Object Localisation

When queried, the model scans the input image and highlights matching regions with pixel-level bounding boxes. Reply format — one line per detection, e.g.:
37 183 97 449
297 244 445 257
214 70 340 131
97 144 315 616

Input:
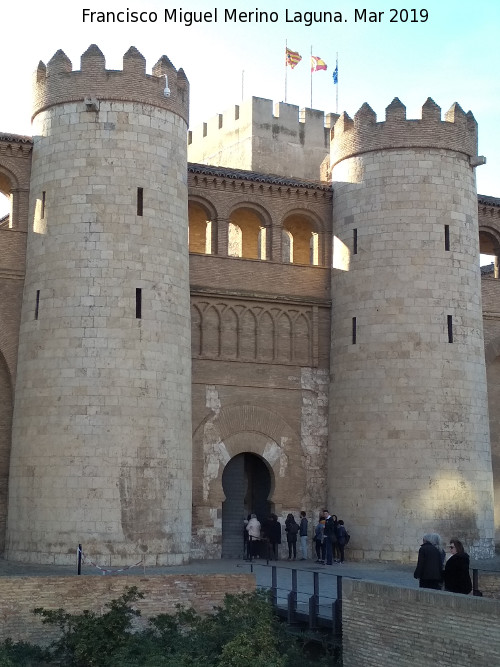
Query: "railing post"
308 571 319 629
334 575 343 638
472 568 482 596
288 568 297 624
272 566 278 607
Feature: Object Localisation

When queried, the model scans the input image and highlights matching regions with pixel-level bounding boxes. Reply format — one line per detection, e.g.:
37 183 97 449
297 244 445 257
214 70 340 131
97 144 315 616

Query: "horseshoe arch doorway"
221 453 273 558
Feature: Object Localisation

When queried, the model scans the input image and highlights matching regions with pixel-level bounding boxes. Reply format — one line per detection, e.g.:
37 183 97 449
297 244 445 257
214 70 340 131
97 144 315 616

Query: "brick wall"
0 573 255 646
342 578 500 667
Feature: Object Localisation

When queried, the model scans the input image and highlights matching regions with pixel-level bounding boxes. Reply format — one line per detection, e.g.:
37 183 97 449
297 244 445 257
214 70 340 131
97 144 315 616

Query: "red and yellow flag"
286 47 302 69
311 56 327 73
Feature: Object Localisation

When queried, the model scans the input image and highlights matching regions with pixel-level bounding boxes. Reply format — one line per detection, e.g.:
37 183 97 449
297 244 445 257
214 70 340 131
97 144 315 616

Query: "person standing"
246 514 261 560
323 509 335 565
299 511 308 560
444 539 472 594
336 519 348 563
413 533 443 589
314 515 326 564
268 514 282 560
285 513 299 560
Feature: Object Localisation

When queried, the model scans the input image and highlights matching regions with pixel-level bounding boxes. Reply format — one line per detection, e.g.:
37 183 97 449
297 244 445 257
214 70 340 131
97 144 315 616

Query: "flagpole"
285 39 288 102
336 52 339 114
310 46 313 108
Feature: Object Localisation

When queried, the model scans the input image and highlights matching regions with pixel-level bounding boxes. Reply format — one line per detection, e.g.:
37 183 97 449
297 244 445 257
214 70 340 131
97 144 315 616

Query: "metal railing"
250 561 342 637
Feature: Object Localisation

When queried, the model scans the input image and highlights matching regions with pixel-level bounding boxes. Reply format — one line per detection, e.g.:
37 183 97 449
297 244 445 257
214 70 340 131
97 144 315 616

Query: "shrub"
0 586 334 666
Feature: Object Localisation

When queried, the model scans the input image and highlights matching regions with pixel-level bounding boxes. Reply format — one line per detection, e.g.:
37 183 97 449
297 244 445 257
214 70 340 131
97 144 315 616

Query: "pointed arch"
202 305 221 357
240 309 257 360
293 313 311 364
277 312 292 362
258 311 274 361
221 307 238 358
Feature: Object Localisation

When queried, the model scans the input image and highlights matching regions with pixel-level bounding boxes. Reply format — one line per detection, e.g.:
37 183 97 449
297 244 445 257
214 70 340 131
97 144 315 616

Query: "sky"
1 0 499 217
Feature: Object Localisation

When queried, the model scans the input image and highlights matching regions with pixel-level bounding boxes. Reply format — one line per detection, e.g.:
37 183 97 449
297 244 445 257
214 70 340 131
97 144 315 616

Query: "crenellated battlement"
32 44 189 123
330 97 479 167
188 96 338 181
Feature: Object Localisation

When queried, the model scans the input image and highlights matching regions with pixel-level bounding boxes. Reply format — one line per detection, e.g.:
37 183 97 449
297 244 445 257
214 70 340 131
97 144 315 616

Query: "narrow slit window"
444 225 450 251
352 317 357 344
353 228 358 255
41 192 46 219
447 315 453 343
136 288 142 319
137 188 143 216
35 290 40 320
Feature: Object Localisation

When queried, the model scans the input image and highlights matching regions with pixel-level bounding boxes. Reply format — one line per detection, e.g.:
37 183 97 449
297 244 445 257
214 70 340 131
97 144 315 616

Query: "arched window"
230 208 266 259
188 202 212 254
479 228 500 279
283 214 318 265
0 188 12 228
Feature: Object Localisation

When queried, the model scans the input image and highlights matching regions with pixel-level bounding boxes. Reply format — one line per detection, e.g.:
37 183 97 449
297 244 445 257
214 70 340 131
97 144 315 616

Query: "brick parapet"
32 44 189 124
330 97 478 167
343 578 500 666
0 573 255 646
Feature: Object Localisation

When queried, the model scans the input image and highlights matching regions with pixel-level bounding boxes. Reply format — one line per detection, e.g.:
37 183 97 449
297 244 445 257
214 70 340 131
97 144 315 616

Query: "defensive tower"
329 98 495 560
6 45 192 565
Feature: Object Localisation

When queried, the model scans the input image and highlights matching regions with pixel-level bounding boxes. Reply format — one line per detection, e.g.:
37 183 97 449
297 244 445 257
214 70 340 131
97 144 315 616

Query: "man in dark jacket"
299 511 308 560
414 534 443 589
323 510 336 565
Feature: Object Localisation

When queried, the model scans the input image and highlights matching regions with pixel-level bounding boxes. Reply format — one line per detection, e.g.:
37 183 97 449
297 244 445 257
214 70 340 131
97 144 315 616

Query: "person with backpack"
285 513 299 560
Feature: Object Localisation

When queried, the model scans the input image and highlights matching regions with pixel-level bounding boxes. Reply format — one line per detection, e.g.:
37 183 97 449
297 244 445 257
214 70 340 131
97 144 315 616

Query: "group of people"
244 513 284 560
244 509 349 564
414 533 473 594
245 517 473 596
314 510 348 565
244 511 309 560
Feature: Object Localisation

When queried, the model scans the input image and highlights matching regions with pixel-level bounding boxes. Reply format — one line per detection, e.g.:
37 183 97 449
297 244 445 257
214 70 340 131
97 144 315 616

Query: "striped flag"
311 56 327 73
286 47 302 69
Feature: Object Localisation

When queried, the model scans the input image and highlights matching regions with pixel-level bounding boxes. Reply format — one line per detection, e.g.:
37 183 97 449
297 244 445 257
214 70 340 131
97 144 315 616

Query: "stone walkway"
1 553 498 585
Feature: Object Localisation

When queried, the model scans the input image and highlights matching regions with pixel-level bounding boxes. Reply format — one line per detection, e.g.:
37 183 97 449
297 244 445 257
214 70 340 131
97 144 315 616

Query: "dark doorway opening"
221 452 272 558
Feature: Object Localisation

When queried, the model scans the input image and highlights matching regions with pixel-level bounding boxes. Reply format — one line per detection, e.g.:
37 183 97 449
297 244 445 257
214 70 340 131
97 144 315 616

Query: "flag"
311 56 327 73
286 47 302 69
333 64 338 84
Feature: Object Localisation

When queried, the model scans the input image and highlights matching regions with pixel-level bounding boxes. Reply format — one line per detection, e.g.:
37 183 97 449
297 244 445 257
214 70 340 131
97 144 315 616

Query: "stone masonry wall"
188 97 336 182
7 95 192 565
330 147 494 560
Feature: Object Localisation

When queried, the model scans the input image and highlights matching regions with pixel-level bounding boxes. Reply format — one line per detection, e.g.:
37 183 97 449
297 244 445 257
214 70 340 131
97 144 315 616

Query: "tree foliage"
0 587 335 666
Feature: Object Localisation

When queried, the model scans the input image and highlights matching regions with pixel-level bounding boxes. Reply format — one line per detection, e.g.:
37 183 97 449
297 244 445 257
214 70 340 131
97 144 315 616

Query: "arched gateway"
221 453 272 558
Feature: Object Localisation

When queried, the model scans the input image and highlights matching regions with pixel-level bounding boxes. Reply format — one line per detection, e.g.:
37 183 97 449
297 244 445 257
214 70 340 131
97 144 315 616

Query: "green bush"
0 587 334 666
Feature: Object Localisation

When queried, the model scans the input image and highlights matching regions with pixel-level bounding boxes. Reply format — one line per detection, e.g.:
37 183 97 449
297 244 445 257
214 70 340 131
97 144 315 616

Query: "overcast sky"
1 0 499 216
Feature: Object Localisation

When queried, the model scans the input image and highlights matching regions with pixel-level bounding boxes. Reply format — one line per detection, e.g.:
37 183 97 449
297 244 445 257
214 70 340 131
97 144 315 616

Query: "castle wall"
187 163 332 557
0 135 30 555
329 99 495 561
188 97 336 182
6 47 193 565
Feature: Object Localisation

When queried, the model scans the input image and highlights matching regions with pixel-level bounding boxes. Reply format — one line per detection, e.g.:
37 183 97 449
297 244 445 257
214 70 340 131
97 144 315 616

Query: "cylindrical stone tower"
6 45 192 565
329 98 495 561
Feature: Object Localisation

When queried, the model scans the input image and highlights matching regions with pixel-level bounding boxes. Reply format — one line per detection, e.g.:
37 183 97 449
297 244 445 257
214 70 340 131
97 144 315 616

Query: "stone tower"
329 98 495 560
6 45 192 565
